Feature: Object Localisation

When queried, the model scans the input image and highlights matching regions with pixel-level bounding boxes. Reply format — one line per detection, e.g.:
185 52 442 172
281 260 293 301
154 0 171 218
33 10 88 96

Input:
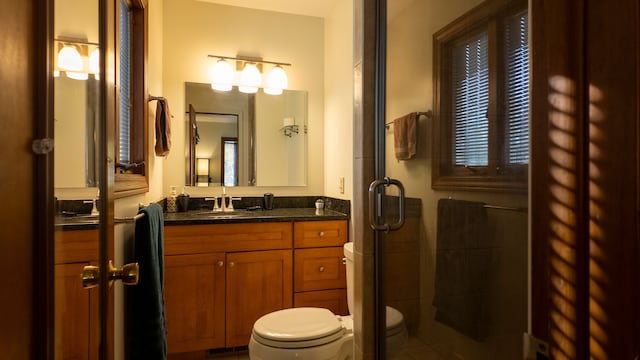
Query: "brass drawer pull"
319 266 325 272
318 231 325 237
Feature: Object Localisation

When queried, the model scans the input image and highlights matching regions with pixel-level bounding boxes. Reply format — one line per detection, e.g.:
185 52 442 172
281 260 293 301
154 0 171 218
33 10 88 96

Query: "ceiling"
195 0 340 18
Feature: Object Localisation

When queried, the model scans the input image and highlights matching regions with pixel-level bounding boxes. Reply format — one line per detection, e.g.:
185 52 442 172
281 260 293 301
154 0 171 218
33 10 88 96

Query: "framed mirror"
185 82 308 187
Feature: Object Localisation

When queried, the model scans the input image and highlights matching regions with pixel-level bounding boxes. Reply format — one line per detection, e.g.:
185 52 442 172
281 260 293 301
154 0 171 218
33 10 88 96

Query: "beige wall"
324 0 354 200
386 0 528 358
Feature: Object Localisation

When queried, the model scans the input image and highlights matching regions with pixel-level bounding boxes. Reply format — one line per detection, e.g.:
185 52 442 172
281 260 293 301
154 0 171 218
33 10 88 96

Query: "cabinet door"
165 253 226 353
225 250 293 347
55 263 94 360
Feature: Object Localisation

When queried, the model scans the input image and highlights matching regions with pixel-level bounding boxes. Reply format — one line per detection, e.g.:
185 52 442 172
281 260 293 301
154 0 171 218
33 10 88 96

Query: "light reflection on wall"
587 83 608 360
547 75 578 360
547 75 610 359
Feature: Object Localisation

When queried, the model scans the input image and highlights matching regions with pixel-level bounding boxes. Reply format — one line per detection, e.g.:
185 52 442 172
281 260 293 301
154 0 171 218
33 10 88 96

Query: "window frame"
432 0 528 192
114 0 148 197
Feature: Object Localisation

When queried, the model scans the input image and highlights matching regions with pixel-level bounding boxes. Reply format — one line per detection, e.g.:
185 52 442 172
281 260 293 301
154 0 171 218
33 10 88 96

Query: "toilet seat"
252 307 346 349
252 306 406 348
385 306 405 337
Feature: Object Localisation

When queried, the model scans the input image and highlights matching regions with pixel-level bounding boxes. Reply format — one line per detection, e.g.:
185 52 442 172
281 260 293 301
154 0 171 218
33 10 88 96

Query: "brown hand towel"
393 112 417 160
155 99 172 156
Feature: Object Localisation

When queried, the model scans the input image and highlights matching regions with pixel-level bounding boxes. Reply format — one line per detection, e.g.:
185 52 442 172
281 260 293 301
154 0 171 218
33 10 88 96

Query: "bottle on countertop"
167 186 178 213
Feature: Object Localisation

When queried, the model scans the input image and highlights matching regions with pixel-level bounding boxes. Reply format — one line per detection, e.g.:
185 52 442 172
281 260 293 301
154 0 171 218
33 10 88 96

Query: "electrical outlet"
523 333 549 360
339 176 345 194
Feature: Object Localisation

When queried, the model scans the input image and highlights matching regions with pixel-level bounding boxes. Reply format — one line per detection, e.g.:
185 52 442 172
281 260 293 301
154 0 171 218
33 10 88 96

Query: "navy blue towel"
433 198 490 340
129 203 167 359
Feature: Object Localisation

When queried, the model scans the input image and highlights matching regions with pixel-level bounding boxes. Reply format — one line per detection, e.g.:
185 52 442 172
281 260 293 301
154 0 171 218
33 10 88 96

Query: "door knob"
82 260 139 289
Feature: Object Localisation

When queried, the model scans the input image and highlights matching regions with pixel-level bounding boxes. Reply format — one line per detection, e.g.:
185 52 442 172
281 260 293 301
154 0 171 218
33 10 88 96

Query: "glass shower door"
371 0 530 358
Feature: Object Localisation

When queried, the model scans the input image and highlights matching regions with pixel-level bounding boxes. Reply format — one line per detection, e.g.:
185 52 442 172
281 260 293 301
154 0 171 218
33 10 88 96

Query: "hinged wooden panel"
225 250 293 347
165 253 226 353
164 222 292 255
54 229 99 264
293 220 348 248
294 247 346 292
55 263 92 360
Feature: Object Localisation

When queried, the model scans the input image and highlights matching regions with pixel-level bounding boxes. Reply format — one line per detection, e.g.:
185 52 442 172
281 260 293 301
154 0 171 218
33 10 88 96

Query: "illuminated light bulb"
210 59 234 91
264 65 288 95
58 45 83 72
239 63 261 94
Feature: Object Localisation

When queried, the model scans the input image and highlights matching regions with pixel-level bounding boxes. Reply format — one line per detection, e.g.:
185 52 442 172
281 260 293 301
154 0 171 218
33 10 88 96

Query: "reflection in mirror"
185 82 308 187
54 76 99 187
54 0 99 189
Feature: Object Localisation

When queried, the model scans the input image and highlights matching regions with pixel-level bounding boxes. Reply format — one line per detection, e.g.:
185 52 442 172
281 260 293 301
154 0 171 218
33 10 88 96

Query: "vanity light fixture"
238 63 261 94
264 65 288 95
88 48 100 79
55 38 100 81
207 54 291 95
210 59 234 91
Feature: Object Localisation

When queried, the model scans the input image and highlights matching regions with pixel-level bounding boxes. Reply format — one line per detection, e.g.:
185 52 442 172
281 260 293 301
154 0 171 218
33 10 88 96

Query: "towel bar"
385 110 432 129
114 212 146 223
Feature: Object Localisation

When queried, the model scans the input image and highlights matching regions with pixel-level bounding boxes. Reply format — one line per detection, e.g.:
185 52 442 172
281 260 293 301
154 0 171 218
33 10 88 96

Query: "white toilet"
249 242 408 360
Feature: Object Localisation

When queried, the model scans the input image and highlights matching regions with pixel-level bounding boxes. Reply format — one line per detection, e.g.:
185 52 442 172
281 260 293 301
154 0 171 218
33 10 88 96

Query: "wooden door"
164 253 226 353
531 0 640 358
225 250 293 347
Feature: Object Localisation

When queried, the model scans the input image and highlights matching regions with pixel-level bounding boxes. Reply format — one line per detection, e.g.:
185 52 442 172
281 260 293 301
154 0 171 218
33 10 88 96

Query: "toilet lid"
253 307 344 343
386 306 405 336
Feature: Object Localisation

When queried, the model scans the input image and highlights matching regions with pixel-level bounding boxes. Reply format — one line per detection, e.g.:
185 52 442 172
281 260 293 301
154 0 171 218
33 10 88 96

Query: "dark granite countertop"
55 215 99 230
163 207 349 226
56 207 349 230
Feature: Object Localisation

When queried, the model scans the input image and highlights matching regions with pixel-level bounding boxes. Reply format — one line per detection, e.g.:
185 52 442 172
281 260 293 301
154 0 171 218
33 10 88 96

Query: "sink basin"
194 211 243 219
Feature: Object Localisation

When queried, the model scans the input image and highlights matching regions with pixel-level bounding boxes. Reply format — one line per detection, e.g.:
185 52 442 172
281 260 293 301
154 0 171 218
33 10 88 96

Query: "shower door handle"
368 177 405 232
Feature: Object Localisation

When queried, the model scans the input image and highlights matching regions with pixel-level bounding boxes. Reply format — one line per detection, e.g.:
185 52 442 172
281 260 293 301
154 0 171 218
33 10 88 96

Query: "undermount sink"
194 211 243 219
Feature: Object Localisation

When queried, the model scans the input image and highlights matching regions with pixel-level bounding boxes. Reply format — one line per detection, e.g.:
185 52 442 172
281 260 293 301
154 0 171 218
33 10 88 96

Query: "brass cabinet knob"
217 260 224 267
228 261 235 267
81 260 139 289
318 266 325 272
318 231 325 237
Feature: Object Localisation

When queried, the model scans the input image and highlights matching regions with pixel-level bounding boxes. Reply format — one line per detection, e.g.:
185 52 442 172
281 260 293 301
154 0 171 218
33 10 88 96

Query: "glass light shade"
239 63 261 94
264 66 288 95
88 48 100 74
66 71 89 81
197 158 210 176
210 59 234 91
58 45 83 72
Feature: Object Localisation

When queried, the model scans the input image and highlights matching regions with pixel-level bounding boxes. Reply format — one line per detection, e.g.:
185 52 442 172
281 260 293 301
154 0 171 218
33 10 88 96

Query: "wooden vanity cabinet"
293 220 348 315
164 253 226 353
163 222 293 352
54 229 99 360
225 249 292 347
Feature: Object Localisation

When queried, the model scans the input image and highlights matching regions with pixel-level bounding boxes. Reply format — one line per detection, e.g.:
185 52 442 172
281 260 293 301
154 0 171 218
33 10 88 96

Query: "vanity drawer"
293 220 347 248
294 247 346 292
165 222 292 255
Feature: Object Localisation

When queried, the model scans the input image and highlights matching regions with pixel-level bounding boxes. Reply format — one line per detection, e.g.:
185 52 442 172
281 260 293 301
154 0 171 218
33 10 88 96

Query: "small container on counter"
177 187 190 212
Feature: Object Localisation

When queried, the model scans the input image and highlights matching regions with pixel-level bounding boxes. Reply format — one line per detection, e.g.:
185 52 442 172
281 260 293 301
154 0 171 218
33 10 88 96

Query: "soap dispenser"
167 186 178 213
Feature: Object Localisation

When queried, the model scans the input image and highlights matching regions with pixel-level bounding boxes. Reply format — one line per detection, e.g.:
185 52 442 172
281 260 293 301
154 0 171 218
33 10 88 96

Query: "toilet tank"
343 242 354 315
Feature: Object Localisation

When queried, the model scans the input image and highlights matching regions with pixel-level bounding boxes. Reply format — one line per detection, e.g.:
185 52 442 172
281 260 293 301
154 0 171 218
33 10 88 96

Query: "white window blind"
223 139 238 186
504 11 529 165
119 0 131 164
452 31 489 167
